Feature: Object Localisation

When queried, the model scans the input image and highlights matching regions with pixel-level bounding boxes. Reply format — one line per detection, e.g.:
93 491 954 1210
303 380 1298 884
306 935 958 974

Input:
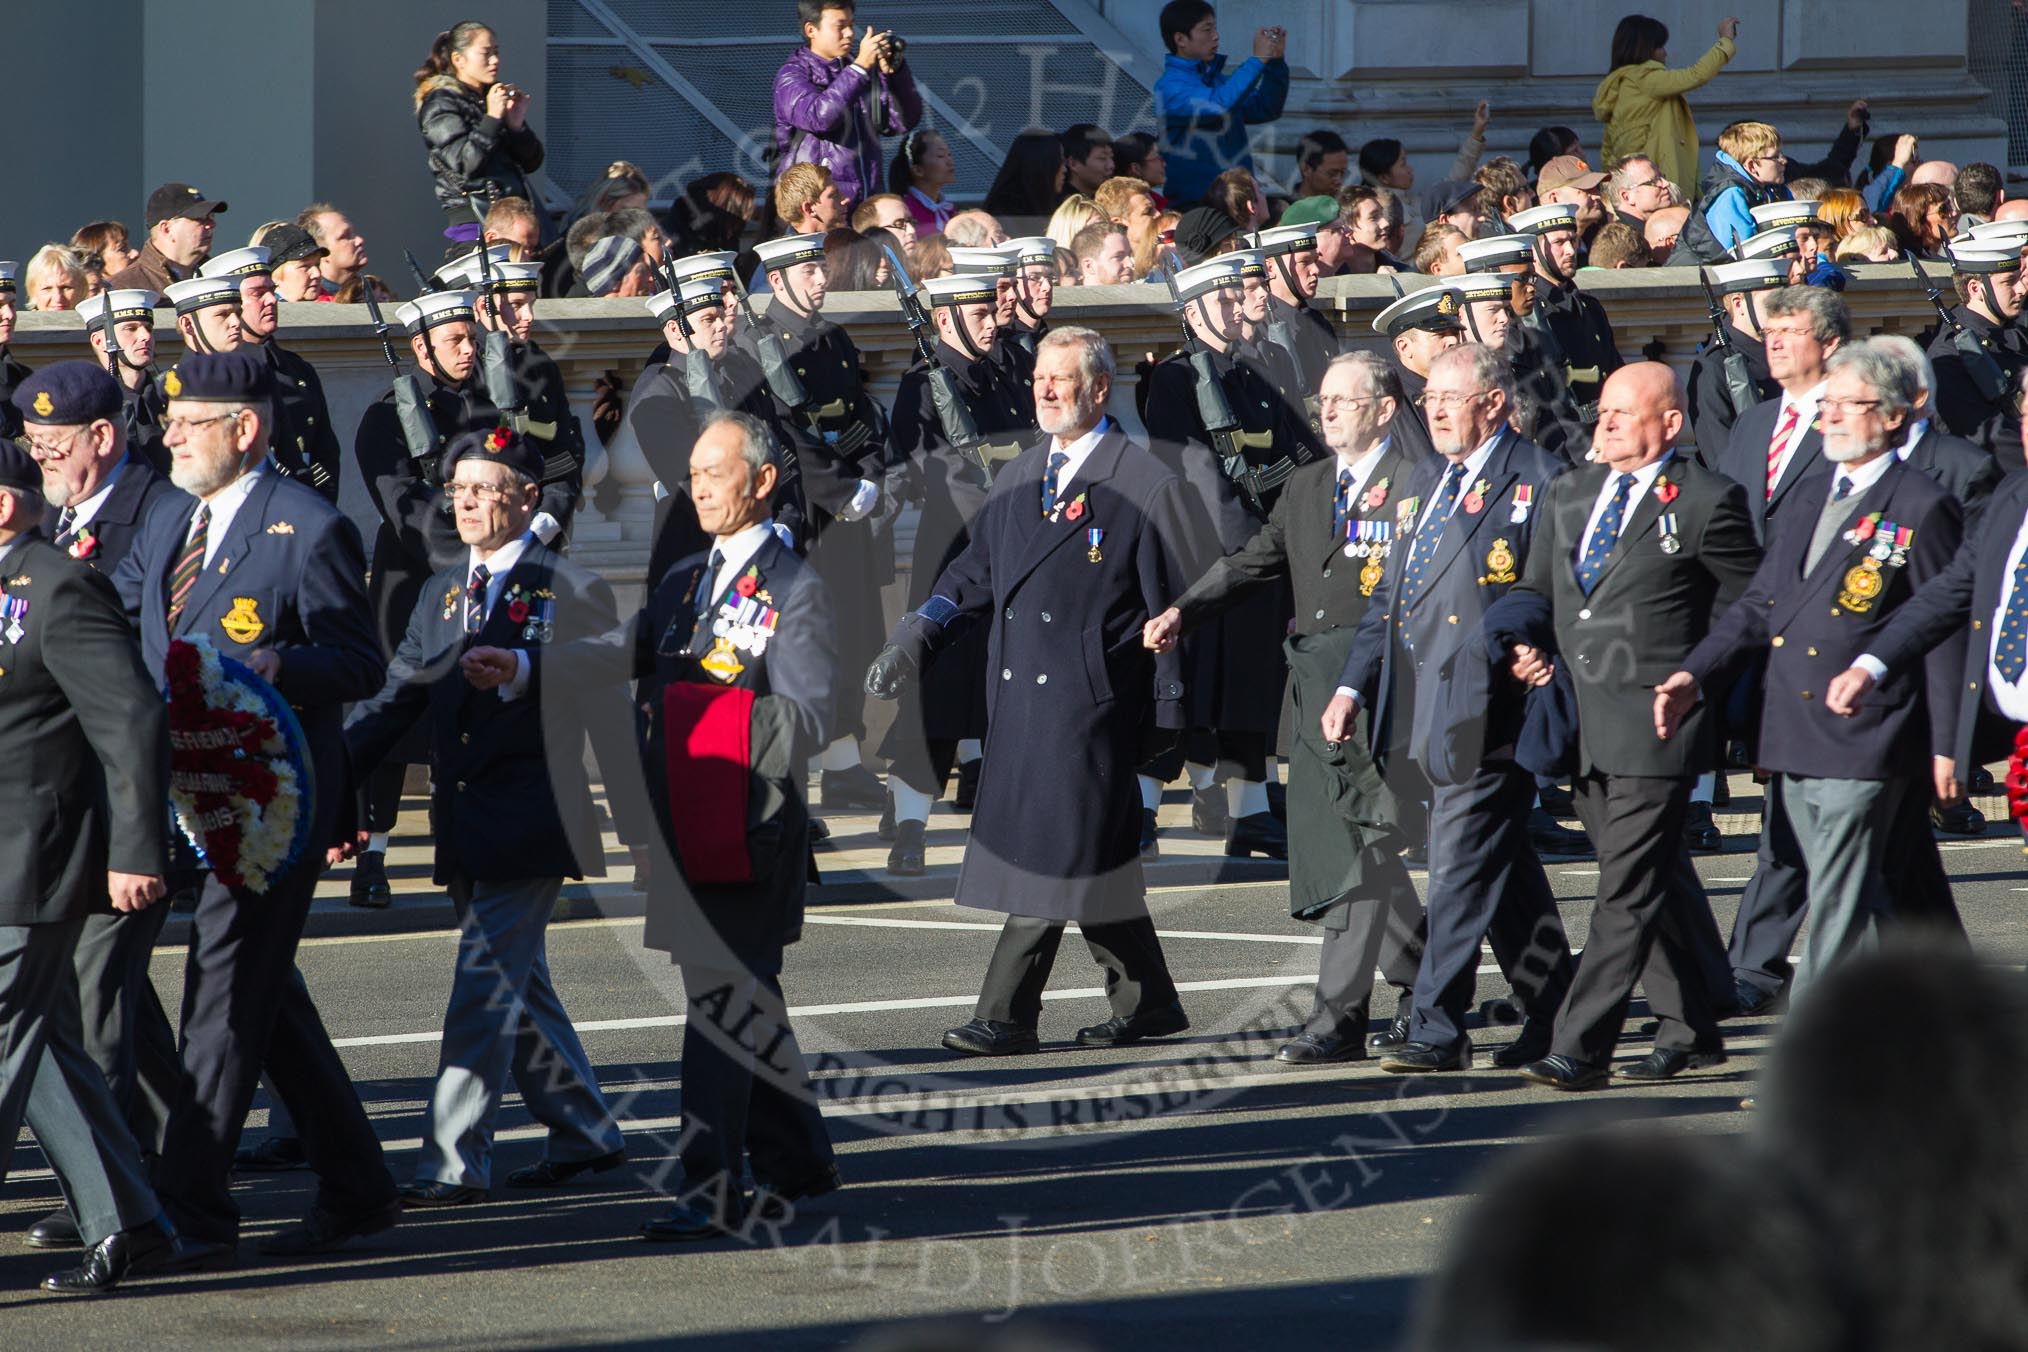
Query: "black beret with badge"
170 349 275 403
13 360 123 426
441 425 544 484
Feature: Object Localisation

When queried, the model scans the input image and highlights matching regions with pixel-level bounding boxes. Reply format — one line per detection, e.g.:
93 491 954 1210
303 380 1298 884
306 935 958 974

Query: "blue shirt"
1155 53 1289 205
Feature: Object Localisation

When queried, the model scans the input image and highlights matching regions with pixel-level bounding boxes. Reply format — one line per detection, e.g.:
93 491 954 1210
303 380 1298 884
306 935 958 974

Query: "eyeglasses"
1419 392 1488 412
1624 177 1664 193
163 410 246 436
23 424 91 459
1317 395 1381 412
1819 398 1883 416
448 480 521 504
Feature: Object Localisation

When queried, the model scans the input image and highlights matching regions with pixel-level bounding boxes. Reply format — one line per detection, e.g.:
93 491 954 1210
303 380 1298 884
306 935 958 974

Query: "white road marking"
805 915 1323 944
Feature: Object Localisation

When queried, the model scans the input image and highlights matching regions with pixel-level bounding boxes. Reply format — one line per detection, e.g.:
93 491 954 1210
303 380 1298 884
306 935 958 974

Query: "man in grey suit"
0 439 181 1293
345 428 626 1205
1496 364 1762 1089
1322 343 1575 1072
1661 342 1963 1000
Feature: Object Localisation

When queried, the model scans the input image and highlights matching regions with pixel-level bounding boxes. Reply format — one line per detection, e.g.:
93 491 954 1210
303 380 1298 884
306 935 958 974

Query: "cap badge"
221 597 264 645
163 370 183 397
32 392 52 417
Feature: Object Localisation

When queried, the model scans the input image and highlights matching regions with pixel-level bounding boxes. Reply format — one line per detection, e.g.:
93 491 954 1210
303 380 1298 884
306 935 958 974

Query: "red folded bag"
661 680 755 884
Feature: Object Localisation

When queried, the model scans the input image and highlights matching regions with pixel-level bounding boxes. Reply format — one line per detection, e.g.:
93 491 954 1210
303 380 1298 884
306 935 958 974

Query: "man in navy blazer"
110 351 399 1264
344 428 626 1207
1661 341 1963 1003
1322 343 1576 1073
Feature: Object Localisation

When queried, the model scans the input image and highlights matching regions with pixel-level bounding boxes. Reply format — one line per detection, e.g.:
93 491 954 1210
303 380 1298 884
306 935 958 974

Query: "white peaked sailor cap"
922 273 1001 309
1457 234 1535 272
1506 204 1580 236
1250 223 1320 257
1708 258 1790 294
753 233 826 270
1750 200 1820 230
395 289 477 333
164 274 244 314
78 288 162 329
1171 257 1248 303
197 246 271 279
1732 227 1800 261
1372 284 1465 337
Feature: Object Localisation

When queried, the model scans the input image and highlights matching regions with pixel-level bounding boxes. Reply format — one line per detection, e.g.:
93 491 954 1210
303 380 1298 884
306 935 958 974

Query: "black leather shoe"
1537 783 1575 816
1266 780 1286 820
1076 1000 1189 1046
640 1200 744 1242
942 1018 1040 1056
1379 1040 1471 1073
1684 801 1722 853
1973 765 1996 794
1733 980 1785 1018
41 1219 177 1295
1191 785 1228 837
398 1181 487 1207
1139 808 1159 860
349 849 392 909
260 1199 402 1255
505 1150 625 1188
877 793 896 842
954 758 981 811
1519 1054 1609 1091
820 764 885 810
1367 1008 1413 1051
234 1135 308 1172
1224 811 1288 859
886 819 926 876
1616 1047 1727 1081
1529 809 1592 860
1276 1030 1366 1064
753 1165 844 1223
1488 1019 1555 1069
26 1208 81 1249
1932 801 1987 836
1402 843 1428 868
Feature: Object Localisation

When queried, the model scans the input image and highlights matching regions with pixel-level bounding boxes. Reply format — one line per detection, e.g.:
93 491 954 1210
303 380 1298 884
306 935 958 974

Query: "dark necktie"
1041 450 1069 518
707 549 726 599
55 507 75 541
1577 472 1637 596
1832 475 1853 502
1332 467 1354 542
166 505 209 632
465 563 490 636
1997 539 2028 683
1398 463 1466 608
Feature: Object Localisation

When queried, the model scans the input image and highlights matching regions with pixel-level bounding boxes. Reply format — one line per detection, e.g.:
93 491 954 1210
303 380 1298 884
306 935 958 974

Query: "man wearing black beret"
342 426 626 1206
110 350 400 1263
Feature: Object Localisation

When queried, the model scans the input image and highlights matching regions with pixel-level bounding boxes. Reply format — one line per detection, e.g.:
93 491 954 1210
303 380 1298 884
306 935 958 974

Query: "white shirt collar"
1896 417 1931 460
467 532 531 607
195 459 269 566
1779 379 1829 421
1334 436 1390 500
1826 449 1896 499
1598 452 1673 496
707 520 776 601
64 459 128 533
1048 416 1111 492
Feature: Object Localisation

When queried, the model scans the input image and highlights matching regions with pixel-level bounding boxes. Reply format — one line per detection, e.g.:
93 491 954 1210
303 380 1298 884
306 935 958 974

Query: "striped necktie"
465 564 490 636
55 507 75 541
166 505 209 632
1766 402 1802 500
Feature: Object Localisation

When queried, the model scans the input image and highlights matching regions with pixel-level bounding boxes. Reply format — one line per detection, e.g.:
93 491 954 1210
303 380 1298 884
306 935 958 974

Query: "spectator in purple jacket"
773 0 923 212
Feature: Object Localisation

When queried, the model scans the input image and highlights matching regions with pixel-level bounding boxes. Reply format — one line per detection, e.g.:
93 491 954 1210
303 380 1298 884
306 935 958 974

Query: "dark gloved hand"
865 645 918 700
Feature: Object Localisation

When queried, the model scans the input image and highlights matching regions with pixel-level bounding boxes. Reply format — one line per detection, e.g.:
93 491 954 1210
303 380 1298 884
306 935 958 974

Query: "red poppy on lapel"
1654 479 1679 506
736 574 759 598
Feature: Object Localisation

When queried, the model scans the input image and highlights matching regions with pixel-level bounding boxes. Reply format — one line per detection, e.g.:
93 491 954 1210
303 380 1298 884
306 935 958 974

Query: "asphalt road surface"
4 778 2024 1350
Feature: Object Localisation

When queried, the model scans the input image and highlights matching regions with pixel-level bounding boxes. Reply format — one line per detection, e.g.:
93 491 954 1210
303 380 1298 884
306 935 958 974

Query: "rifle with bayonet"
462 199 541 438
1912 257 2009 405
1699 267 1762 422
1163 254 1279 514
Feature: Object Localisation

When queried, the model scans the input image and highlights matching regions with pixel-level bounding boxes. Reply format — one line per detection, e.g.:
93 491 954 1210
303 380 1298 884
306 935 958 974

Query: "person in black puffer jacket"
413 21 548 244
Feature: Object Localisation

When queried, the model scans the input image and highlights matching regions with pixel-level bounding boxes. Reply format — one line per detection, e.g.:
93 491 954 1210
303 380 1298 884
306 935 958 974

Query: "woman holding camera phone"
414 21 551 246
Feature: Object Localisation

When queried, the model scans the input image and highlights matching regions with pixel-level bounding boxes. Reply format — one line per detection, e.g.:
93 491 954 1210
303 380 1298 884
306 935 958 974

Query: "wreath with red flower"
67 527 98 561
2006 727 2028 847
164 635 314 893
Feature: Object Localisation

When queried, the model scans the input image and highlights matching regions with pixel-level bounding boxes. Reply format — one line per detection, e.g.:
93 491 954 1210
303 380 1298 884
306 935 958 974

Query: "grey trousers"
1782 774 1906 1004
0 918 161 1244
416 877 625 1188
1304 890 1425 1038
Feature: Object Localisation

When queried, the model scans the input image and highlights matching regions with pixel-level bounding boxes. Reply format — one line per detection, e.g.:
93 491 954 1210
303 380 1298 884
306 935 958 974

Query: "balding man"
945 209 1008 248
1909 161 1959 190
1495 364 1761 1089
1643 206 1689 266
1994 198 2028 224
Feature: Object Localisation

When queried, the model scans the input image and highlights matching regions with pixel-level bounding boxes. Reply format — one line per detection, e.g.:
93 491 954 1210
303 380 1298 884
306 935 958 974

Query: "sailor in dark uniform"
1254 222 1340 393
1457 233 1582 463
1927 231 2028 466
1373 283 1465 475
878 273 1038 873
438 247 585 535
76 288 169 478
199 246 340 502
951 245 1032 421
0 262 30 442
1686 258 1786 459
1143 256 1326 860
997 235 1058 391
1510 203 1623 457
748 232 906 811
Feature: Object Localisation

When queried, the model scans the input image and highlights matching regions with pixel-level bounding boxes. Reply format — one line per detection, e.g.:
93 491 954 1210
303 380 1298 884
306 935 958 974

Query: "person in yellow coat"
1592 15 1738 202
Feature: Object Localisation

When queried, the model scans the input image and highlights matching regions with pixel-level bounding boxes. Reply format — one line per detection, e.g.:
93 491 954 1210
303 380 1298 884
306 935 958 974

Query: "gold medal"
1359 556 1384 597
699 636 746 682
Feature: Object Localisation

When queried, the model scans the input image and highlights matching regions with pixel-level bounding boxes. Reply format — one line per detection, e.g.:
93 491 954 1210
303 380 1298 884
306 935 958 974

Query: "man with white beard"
866 327 1199 1057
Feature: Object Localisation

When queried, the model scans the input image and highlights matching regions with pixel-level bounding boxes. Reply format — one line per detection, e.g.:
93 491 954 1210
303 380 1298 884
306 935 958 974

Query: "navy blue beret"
441 425 544 485
164 350 273 404
12 360 122 426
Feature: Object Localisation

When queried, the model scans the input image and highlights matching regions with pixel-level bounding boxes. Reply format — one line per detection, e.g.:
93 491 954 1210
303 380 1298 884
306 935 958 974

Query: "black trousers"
975 914 1179 1028
677 966 834 1198
1305 890 1426 1037
152 865 397 1245
1551 771 1724 1065
71 902 182 1157
1136 729 1270 785
1406 758 1575 1051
